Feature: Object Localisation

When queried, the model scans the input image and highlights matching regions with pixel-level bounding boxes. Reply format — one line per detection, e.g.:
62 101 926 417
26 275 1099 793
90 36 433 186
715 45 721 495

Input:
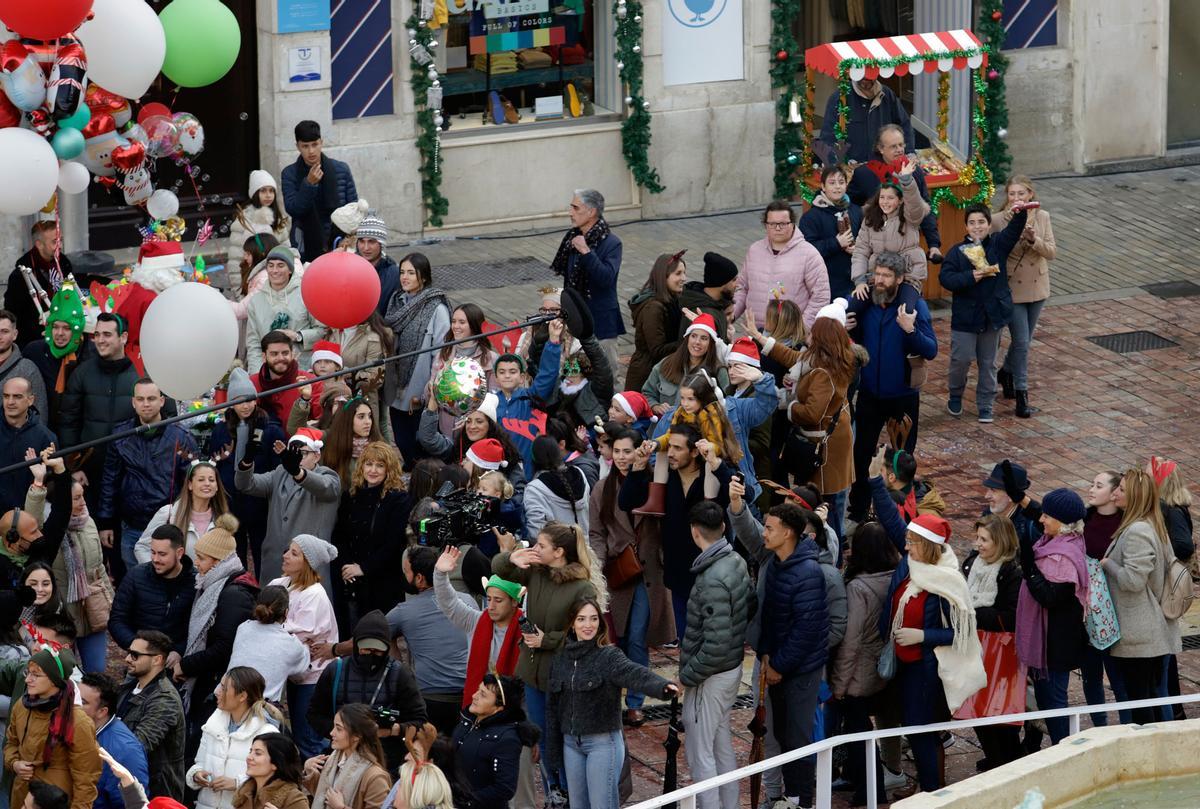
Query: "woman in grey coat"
524 436 590 538
234 432 340 595
1101 468 1182 725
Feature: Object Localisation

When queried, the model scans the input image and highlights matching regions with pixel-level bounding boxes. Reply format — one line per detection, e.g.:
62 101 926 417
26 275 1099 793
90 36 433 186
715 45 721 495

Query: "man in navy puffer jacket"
755 503 829 809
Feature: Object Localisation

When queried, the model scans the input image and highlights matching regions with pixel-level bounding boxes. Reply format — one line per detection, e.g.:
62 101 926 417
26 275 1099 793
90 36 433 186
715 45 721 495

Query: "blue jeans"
524 685 562 791
562 729 624 809
1002 299 1045 390
1080 644 1131 726
948 328 1001 416
287 681 324 759
1033 669 1071 744
75 631 109 674
619 582 650 709
120 523 144 572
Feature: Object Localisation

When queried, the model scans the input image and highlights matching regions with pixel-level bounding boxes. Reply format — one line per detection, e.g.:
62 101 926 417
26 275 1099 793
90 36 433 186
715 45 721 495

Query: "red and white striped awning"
804 30 987 80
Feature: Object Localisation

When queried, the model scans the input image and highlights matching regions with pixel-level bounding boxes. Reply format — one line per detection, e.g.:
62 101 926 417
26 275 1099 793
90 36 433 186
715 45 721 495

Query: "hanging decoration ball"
428 66 438 78
624 95 633 105
616 60 624 70
632 44 641 53
407 27 416 36
641 101 650 110
617 5 626 17
300 251 382 329
776 50 789 61
786 152 800 166
431 79 440 88
429 39 438 48
987 69 999 80
991 10 1002 20
60 104 92 131
434 113 444 127
434 358 488 417
409 38 417 46
58 161 91 195
158 0 242 88
634 14 641 21
997 127 1008 140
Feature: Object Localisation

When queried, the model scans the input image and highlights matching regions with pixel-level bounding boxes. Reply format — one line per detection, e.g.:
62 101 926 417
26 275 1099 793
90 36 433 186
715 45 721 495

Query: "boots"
633 482 667 516
1015 390 1037 418
997 368 1016 399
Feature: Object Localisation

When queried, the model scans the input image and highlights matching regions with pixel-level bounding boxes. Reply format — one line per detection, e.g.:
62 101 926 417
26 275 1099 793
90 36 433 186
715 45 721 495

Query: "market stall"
800 30 996 299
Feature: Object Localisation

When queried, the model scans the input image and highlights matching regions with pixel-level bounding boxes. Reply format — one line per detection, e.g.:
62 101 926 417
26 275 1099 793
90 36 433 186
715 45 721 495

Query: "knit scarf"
311 749 372 809
383 286 450 397
60 530 89 603
966 554 1003 608
182 554 245 708
54 353 76 394
550 217 611 299
812 191 850 211
1015 531 1089 675
462 609 523 708
351 436 369 459
24 684 75 765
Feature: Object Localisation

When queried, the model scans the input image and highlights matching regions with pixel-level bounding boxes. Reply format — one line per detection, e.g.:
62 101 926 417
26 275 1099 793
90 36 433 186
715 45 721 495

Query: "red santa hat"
907 513 951 545
684 313 718 341
136 240 185 273
612 390 656 423
288 427 324 452
311 340 343 369
727 337 760 368
466 438 507 470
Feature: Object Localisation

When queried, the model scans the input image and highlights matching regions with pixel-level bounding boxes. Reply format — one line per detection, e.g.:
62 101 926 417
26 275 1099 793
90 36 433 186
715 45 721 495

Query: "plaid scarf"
550 217 611 299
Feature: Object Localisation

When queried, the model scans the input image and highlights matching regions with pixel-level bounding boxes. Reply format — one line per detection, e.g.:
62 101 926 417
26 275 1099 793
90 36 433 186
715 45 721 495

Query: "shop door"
1168 0 1200 147
86 0 259 251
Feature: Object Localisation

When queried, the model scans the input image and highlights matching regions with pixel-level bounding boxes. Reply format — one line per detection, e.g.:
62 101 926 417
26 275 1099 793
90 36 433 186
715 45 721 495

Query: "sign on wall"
661 0 744 86
278 0 330 33
288 46 322 84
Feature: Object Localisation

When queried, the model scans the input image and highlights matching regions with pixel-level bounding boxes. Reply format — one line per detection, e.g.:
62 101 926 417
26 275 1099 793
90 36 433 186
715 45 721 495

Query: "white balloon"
76 0 166 100
0 129 60 215
141 283 238 400
58 161 91 195
147 188 179 220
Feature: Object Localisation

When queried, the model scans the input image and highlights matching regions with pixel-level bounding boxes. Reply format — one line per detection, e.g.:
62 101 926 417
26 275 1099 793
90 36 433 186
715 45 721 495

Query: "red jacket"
254 362 323 435
115 283 156 376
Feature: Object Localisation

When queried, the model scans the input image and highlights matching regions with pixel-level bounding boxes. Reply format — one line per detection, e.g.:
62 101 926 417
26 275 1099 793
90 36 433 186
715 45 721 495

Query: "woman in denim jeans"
1080 470 1130 725
546 597 678 809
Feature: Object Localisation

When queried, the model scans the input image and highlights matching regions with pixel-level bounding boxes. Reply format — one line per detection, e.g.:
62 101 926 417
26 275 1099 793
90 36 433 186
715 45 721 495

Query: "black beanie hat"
702 252 738 288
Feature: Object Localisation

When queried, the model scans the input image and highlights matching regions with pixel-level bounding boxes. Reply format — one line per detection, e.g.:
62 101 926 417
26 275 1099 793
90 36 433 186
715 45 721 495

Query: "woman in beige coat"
992 175 1056 417
328 312 395 442
850 162 930 297
1101 468 1181 725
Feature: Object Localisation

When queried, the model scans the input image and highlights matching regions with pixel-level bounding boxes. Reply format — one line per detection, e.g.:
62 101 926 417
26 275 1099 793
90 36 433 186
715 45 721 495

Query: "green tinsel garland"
976 0 1013 184
834 46 985 71
614 0 663 193
929 70 995 209
407 13 449 227
769 0 803 199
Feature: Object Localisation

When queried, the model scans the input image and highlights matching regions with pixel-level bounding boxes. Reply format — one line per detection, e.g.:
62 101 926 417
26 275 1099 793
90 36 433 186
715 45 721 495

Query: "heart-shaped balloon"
95 175 116 188
110 140 145 171
81 112 115 140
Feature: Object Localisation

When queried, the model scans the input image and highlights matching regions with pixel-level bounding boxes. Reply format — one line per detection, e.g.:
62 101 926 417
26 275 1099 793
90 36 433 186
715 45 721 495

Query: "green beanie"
481 575 523 602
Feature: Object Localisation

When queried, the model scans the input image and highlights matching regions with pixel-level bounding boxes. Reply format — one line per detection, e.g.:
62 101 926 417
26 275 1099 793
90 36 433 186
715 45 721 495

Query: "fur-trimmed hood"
547 561 589 584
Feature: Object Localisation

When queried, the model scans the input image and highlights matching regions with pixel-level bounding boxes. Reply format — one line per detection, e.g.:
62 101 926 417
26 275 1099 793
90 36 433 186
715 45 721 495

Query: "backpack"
1161 555 1194 620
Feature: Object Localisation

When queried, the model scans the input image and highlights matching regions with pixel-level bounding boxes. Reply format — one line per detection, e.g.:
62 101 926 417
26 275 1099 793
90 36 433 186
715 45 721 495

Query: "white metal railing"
630 692 1200 809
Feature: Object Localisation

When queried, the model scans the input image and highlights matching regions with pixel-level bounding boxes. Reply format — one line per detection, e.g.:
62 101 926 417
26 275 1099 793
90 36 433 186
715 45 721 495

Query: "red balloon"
0 0 92 40
137 102 173 126
301 252 382 330
111 140 146 171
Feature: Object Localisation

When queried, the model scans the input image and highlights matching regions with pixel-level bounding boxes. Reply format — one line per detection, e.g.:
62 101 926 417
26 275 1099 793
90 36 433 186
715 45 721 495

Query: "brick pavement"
618 291 1200 807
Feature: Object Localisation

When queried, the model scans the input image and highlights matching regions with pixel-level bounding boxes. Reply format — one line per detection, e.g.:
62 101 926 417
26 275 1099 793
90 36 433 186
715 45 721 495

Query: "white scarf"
891 547 986 712
966 554 1003 608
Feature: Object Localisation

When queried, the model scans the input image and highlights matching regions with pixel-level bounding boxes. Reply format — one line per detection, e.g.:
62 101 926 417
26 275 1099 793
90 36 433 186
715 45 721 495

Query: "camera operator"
308 610 426 772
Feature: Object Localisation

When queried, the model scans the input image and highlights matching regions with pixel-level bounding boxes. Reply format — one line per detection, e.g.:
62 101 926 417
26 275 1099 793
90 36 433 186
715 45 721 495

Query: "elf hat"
288 427 324 452
466 438 507 470
727 337 760 368
44 280 86 359
612 390 655 423
311 340 343 369
136 240 185 273
684 313 718 341
480 575 524 602
907 513 951 545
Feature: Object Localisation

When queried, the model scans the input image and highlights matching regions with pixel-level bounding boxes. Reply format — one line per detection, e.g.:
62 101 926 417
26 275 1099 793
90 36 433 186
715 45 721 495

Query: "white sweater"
226 621 310 701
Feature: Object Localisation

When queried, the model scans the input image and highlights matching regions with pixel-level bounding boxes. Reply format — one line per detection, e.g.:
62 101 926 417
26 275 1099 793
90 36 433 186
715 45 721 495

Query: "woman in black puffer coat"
547 597 678 809
451 674 536 809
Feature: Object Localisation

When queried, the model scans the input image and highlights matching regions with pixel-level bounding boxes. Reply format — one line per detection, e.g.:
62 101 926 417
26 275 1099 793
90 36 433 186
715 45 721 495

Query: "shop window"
434 0 617 132
1001 0 1058 49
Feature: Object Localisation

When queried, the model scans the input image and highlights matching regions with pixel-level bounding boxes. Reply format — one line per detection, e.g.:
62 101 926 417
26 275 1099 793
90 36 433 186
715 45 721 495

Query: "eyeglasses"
126 649 152 660
765 221 793 230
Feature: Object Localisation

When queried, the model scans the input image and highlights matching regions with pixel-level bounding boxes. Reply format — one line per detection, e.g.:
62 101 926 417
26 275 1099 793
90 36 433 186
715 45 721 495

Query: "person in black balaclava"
306 609 426 770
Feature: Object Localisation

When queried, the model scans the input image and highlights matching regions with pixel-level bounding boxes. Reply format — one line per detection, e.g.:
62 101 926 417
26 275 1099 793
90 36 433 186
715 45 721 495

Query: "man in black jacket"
4 221 72 348
109 525 197 655
116 630 186 801
676 252 738 341
0 376 56 510
308 609 426 771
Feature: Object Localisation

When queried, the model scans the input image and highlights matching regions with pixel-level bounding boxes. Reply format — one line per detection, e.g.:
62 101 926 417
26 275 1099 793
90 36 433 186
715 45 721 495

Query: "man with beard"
307 609 426 771
844 251 937 524
678 252 738 341
251 330 323 435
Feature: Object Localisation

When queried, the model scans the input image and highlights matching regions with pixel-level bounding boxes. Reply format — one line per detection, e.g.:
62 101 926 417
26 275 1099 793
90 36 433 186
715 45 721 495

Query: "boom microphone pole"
0 288 594 476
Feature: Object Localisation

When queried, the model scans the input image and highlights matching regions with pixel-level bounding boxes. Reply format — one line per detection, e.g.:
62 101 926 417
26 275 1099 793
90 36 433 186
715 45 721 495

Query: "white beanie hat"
332 199 370 236
815 298 849 327
248 170 276 199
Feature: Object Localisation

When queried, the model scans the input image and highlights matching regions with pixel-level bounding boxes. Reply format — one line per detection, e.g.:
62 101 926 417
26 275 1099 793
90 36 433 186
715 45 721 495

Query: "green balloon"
52 128 85 160
60 104 91 131
159 0 241 88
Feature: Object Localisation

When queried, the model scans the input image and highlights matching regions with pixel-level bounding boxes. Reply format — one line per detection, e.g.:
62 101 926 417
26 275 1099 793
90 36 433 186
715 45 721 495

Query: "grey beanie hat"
227 367 256 400
266 246 295 275
292 533 338 570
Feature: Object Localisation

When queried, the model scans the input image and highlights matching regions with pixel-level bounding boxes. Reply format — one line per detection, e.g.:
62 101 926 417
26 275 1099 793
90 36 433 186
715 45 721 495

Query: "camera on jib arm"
416 482 501 548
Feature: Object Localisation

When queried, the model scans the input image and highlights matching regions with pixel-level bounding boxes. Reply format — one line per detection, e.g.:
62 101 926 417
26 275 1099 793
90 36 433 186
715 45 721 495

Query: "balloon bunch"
0 0 239 217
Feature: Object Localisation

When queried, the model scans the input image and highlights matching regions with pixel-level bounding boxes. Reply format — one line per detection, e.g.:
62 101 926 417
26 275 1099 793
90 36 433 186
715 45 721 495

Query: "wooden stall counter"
920 174 982 301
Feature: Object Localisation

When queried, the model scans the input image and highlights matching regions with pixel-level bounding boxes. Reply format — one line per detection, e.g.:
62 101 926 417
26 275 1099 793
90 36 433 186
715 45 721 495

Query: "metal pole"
816 747 833 809
0 313 557 476
865 739 878 809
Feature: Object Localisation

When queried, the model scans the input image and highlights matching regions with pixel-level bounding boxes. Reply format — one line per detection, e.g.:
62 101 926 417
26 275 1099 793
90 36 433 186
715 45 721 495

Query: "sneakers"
564 82 581 117
978 411 994 424
883 765 907 789
545 786 568 808
946 396 963 416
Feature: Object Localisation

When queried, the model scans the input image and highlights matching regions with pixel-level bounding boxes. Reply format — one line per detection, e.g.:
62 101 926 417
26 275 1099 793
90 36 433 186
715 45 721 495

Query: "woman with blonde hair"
993 174 1056 417
492 521 599 802
303 704 391 809
322 400 385 489
1101 468 1181 725
1149 456 1192 720
331 442 410 634
134 460 231 563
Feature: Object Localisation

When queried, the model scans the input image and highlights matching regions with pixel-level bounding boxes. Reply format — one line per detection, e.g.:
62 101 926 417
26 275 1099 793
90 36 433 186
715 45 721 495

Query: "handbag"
906 354 928 389
876 638 897 681
1084 557 1120 650
604 544 643 590
781 368 842 484
82 570 115 632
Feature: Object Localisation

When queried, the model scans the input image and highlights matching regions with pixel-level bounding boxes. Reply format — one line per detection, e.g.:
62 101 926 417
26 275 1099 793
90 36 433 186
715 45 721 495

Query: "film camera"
416 482 501 548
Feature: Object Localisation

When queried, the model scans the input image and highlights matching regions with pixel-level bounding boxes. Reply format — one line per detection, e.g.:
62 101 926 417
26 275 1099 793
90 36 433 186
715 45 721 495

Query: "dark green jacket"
679 540 755 687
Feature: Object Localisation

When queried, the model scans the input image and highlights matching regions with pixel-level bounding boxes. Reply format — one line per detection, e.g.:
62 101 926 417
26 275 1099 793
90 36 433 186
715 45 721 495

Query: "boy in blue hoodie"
490 318 563 478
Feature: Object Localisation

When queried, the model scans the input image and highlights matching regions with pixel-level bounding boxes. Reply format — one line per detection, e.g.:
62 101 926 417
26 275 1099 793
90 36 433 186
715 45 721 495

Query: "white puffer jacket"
186 707 280 809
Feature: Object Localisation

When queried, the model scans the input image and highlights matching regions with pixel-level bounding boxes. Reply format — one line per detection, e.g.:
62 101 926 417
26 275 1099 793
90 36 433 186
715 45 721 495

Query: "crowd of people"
0 109 1186 809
